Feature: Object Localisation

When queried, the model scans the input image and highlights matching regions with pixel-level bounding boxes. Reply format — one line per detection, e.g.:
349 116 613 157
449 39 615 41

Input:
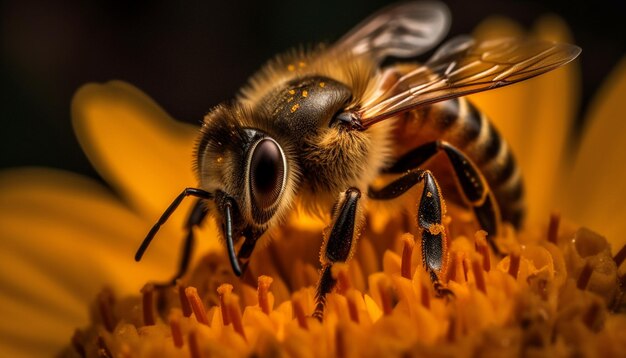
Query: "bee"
135 1 580 318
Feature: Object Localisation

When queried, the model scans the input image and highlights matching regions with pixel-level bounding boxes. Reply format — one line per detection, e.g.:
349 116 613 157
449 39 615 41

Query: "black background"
2 0 624 184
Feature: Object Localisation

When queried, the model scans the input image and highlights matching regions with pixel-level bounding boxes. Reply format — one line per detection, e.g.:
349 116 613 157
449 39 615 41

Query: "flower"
1 16 625 358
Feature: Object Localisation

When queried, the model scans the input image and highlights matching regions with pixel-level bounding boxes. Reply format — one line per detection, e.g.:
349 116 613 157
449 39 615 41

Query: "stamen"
188 329 201 358
291 291 308 329
185 287 209 325
462 257 471 283
474 231 491 272
258 275 273 315
446 315 457 342
97 288 116 333
471 257 486 294
335 325 346 358
332 263 351 295
613 244 626 267
177 281 192 317
97 336 113 358
583 301 601 330
346 289 360 323
169 309 184 348
217 283 233 326
446 252 457 283
141 283 155 326
508 250 521 279
577 262 593 290
226 293 246 340
401 233 415 279
377 278 394 315
71 330 86 358
420 277 431 309
548 212 560 244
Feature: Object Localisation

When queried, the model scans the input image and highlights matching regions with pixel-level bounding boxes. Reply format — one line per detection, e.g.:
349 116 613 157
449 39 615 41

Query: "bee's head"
194 104 299 234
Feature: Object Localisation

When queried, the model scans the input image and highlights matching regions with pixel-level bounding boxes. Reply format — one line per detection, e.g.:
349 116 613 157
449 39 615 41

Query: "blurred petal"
0 168 198 356
470 16 580 224
72 81 199 225
561 58 626 249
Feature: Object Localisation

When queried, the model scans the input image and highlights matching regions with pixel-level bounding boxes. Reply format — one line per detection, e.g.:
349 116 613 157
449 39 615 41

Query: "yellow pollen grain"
289 89 296 95
287 97 294 102
298 61 306 68
426 192 432 198
216 156 223 163
319 82 326 88
291 103 300 113
302 90 308 97
287 64 296 71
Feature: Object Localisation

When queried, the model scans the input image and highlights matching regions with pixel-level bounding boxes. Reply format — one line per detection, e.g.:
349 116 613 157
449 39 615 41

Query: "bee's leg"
155 199 208 287
384 140 501 253
368 169 450 296
313 188 362 320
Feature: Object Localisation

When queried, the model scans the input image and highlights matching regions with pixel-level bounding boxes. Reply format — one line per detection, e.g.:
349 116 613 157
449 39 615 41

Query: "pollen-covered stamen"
332 263 351 295
185 287 209 325
377 277 394 315
577 262 593 290
346 289 360 323
474 231 491 272
188 329 201 358
226 293 246 339
471 256 486 293
548 213 560 244
401 234 415 279
169 309 184 348
177 281 192 318
508 250 521 279
217 283 233 325
258 275 274 315
291 291 309 329
97 288 116 333
613 244 626 267
141 283 155 326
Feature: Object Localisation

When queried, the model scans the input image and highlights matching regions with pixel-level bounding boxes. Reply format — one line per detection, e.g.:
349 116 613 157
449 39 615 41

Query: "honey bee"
135 1 580 318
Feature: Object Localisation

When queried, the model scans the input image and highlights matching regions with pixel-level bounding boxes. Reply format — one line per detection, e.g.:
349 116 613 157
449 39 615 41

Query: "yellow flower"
1 16 625 358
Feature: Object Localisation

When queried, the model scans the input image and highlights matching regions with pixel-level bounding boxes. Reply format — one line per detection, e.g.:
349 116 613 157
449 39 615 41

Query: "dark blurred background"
2 0 625 183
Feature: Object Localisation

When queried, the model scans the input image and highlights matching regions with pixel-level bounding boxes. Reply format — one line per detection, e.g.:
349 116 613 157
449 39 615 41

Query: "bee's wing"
359 36 582 127
334 1 450 63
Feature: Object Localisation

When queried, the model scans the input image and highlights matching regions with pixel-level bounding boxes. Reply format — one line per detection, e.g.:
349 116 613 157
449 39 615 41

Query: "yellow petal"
72 81 199 225
0 168 198 356
470 16 580 224
523 16 580 223
561 58 626 249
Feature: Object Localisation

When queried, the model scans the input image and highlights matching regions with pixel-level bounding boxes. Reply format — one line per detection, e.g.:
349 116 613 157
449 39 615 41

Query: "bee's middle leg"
313 187 362 320
368 169 451 295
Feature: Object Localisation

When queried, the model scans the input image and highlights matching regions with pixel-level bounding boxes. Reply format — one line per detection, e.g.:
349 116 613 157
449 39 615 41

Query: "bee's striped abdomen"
427 98 525 228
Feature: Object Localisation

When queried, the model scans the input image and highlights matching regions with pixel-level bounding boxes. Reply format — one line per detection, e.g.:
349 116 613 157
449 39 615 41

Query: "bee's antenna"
135 188 213 262
223 201 243 276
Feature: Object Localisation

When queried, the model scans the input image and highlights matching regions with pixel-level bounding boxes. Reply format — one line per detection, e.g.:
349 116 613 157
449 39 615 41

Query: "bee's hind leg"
313 188 362 320
368 169 451 297
384 140 502 253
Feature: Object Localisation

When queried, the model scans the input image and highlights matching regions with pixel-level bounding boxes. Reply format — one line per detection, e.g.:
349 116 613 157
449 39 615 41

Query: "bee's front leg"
313 188 363 320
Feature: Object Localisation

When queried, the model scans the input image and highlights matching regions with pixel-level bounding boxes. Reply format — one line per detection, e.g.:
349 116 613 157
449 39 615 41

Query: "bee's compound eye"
250 138 285 209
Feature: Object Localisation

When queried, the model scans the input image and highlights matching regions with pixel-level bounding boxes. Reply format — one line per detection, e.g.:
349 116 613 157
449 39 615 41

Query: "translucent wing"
359 36 582 127
334 1 450 63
